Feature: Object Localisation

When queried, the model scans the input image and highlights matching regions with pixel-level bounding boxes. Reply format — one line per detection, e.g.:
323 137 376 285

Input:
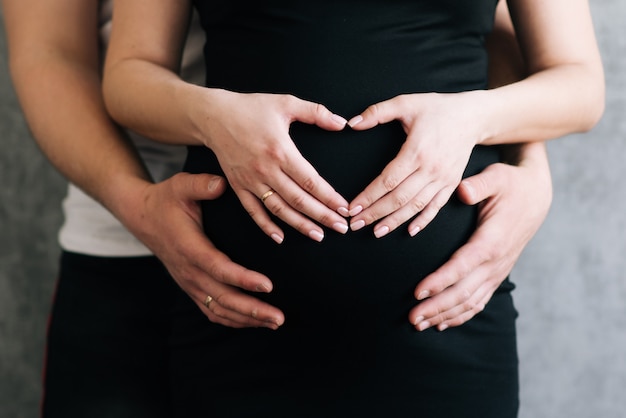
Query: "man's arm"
2 0 283 328
410 142 552 330
408 0 553 330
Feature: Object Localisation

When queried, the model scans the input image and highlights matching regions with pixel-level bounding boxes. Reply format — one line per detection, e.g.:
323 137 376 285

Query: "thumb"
289 98 347 131
457 164 503 205
174 172 227 201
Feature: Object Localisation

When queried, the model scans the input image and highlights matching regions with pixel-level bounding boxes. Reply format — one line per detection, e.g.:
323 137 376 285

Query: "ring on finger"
260 189 275 203
204 295 213 308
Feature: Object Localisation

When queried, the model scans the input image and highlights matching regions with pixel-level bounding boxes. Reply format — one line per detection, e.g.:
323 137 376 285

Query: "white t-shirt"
58 0 205 256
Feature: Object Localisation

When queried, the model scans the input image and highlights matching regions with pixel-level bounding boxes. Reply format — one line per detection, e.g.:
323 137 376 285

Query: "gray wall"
1 1 624 417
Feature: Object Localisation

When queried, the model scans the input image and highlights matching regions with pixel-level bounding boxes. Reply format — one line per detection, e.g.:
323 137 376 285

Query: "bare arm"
347 0 603 238
411 141 552 330
102 0 352 244
2 0 149 210
409 0 553 330
2 0 284 329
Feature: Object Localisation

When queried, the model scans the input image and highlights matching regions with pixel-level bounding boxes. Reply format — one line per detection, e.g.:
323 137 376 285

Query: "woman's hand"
199 90 350 243
346 91 482 237
408 143 552 331
117 172 286 329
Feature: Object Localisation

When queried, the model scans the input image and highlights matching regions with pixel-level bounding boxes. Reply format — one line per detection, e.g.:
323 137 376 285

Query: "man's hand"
409 143 552 331
119 172 285 329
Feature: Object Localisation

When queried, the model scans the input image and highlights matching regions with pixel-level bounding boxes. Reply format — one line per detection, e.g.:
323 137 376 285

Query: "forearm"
3 0 152 217
101 0 211 147
476 66 604 145
477 0 604 145
10 53 152 207
103 57 212 147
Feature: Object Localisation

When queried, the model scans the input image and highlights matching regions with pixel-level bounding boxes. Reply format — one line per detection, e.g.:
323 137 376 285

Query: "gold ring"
260 189 275 203
204 295 213 308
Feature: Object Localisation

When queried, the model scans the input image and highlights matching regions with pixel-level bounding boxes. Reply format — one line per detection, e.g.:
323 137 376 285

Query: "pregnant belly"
184 123 499 325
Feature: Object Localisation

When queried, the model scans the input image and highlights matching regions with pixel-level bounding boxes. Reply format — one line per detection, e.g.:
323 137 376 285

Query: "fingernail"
348 115 363 128
271 233 284 244
349 205 363 217
374 225 389 238
350 219 365 232
409 226 420 237
331 113 348 126
208 176 222 191
255 282 272 293
413 315 424 326
337 207 350 217
417 290 430 300
438 324 449 331
460 179 475 201
309 230 324 242
333 222 349 234
417 320 431 331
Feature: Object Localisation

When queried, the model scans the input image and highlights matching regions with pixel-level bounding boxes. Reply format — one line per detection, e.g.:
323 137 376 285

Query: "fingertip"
255 281 273 293
412 315 424 327
457 179 477 205
347 114 363 128
270 233 284 244
330 113 348 128
207 175 227 194
337 206 350 217
417 289 430 301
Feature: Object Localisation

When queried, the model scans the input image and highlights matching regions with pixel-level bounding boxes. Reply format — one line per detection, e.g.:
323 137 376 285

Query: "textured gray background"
1 1 624 417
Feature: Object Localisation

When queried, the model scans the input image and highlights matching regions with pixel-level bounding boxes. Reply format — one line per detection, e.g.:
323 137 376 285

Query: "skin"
413 142 552 331
103 0 603 245
2 0 562 332
103 0 602 330
1 0 283 329
346 0 604 237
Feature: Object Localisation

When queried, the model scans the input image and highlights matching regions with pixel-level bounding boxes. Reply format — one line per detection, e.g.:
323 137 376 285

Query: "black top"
176 2 519 417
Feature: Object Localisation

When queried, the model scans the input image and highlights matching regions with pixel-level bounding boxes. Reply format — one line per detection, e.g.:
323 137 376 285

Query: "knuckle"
425 161 443 177
263 145 287 165
382 174 400 192
391 191 411 209
300 175 319 194
267 200 285 217
409 197 427 213
248 159 272 178
314 102 328 118
458 287 473 304
289 193 307 211
450 254 479 279
368 103 380 119
316 212 333 226
282 94 297 107
245 204 262 220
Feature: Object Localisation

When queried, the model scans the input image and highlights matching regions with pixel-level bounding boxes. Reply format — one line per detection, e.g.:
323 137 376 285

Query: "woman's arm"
103 0 351 243
347 0 603 237
2 0 284 329
481 0 605 143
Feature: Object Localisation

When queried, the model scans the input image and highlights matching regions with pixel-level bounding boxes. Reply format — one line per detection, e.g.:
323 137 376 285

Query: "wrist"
103 174 153 230
186 87 235 149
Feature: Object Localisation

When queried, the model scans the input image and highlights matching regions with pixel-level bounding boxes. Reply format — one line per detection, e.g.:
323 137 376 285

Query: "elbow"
578 63 606 133
579 81 606 133
101 67 123 126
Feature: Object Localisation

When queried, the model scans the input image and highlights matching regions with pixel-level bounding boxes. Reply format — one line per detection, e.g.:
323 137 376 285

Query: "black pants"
41 252 177 418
